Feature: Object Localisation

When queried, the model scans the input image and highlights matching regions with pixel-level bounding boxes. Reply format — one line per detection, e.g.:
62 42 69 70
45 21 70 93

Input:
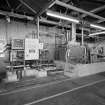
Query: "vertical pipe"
71 23 76 42
5 21 8 44
24 39 25 70
37 16 40 66
37 16 39 39
81 26 84 46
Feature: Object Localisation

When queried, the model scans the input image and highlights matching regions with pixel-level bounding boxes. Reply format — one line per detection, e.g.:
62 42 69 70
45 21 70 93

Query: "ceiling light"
89 31 105 37
46 11 79 23
90 24 105 30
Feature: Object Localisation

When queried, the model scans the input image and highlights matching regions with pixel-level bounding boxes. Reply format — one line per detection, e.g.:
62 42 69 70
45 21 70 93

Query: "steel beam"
40 17 71 28
0 10 34 20
5 0 11 8
18 0 37 14
81 5 105 18
37 17 40 39
40 17 91 31
15 4 22 10
36 0 56 17
96 20 104 23
55 0 105 21
40 18 59 25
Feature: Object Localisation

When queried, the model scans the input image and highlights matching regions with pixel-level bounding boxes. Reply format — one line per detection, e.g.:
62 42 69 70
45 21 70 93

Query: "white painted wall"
0 19 60 64
3 21 36 41
0 19 57 43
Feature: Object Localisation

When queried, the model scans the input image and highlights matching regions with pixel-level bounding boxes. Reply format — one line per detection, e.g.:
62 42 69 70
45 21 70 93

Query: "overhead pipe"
0 9 71 28
89 5 105 13
81 5 105 18
40 18 71 28
0 10 34 20
40 17 92 32
55 0 105 21
40 18 59 25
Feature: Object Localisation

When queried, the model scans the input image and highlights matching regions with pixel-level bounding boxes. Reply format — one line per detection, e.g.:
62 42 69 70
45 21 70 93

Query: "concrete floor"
0 73 105 105
0 73 68 92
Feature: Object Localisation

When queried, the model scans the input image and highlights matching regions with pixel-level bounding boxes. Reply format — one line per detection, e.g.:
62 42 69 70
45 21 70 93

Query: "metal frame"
5 0 11 9
1 0 105 24
18 0 37 14
18 0 56 18
0 10 34 20
81 5 105 18
36 0 56 17
40 17 71 28
15 4 22 10
55 0 105 21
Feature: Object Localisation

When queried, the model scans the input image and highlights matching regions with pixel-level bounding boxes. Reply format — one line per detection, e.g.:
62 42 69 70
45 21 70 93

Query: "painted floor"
0 72 105 105
0 73 68 92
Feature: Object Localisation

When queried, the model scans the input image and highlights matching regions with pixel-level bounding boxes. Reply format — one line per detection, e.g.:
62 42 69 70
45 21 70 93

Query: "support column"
66 30 71 42
81 26 84 46
71 23 76 42
37 16 39 39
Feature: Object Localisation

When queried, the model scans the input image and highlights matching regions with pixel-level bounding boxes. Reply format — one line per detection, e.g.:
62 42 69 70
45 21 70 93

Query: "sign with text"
25 39 39 60
0 39 6 57
12 39 24 49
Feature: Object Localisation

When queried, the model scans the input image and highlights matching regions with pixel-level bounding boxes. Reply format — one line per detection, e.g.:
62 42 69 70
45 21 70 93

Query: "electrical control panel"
11 39 24 49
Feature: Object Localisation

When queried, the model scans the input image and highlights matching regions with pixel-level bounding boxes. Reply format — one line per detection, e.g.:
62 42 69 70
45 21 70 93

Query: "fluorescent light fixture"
90 24 105 30
89 31 105 37
46 11 79 23
26 16 34 21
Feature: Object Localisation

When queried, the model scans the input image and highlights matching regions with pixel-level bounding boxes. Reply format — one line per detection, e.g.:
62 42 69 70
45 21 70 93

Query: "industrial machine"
65 44 86 64
63 41 87 77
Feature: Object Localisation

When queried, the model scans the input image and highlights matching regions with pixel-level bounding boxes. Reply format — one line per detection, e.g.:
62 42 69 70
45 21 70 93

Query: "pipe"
0 10 34 20
81 27 84 45
82 5 105 18
55 0 105 21
37 17 40 39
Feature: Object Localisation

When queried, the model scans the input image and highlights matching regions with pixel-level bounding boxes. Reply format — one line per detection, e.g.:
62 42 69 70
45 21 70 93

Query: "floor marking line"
0 77 72 96
24 78 105 105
